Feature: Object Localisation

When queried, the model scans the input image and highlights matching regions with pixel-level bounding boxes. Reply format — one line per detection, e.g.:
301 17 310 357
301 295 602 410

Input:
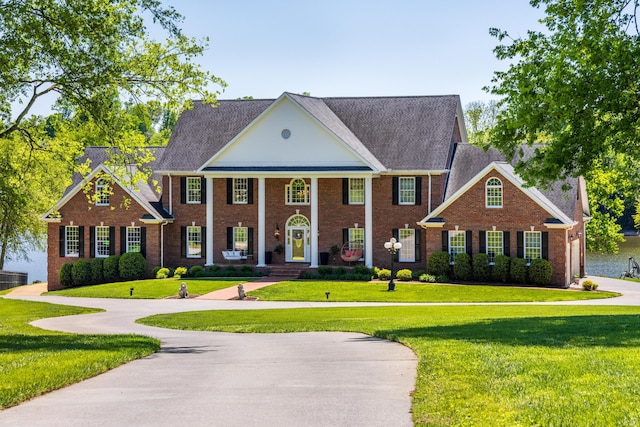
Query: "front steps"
267 263 310 279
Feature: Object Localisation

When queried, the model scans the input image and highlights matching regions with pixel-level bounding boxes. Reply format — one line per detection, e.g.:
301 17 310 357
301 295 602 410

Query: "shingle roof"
157 93 462 172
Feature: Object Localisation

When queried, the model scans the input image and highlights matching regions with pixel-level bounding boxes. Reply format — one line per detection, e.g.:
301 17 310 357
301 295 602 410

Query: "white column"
365 177 373 267
310 177 319 268
205 177 214 266
257 177 266 267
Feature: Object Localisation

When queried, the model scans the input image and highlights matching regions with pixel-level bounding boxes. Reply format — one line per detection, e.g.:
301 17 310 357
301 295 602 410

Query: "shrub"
377 268 392 280
412 269 426 280
372 266 382 278
318 266 333 276
151 266 162 279
240 265 254 275
156 267 171 279
396 269 413 281
71 260 92 286
103 255 120 282
511 258 528 284
188 265 204 277
58 263 73 288
427 251 451 277
582 279 598 291
472 253 491 282
419 273 436 283
119 252 146 280
335 266 347 276
529 258 553 286
174 266 188 278
90 258 104 284
435 274 449 283
353 265 371 276
206 265 220 274
492 255 510 283
453 253 472 281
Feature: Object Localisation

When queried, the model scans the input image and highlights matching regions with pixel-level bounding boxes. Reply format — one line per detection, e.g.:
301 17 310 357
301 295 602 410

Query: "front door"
286 214 310 262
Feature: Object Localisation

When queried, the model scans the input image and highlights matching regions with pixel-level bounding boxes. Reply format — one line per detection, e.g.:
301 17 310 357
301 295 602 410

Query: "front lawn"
0 298 159 409
140 305 640 426
249 280 619 302
45 278 253 299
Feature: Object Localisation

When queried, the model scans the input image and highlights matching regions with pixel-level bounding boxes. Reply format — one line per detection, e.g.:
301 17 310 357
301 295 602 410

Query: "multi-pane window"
95 226 110 258
286 179 309 205
349 178 365 204
186 177 201 204
233 227 248 252
399 229 416 262
126 227 141 253
186 226 202 258
65 226 80 257
448 230 466 262
486 231 503 263
95 178 109 206
486 178 503 208
233 178 248 204
524 231 542 262
399 177 416 205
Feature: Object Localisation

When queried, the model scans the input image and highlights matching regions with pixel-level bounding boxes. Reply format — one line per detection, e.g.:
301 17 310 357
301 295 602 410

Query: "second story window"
486 177 503 208
286 179 309 205
233 178 248 204
95 178 109 206
186 177 202 204
349 178 365 204
399 177 416 205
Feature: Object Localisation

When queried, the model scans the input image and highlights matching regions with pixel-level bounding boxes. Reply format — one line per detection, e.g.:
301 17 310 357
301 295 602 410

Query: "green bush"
206 265 220 274
529 258 553 286
156 267 170 279
188 265 204 277
472 253 491 282
419 273 436 283
377 268 392 280
240 265 254 275
427 251 451 277
90 257 104 284
492 255 510 283
453 253 472 281
353 265 372 276
318 266 333 276
103 254 120 282
174 266 188 278
511 258 528 284
58 262 73 288
396 269 413 281
119 252 146 280
582 279 599 291
151 266 162 279
435 274 449 283
336 266 347 276
412 269 426 280
372 266 382 278
71 259 92 286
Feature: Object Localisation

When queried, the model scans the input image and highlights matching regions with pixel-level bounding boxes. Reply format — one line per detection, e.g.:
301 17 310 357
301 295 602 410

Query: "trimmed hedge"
492 255 510 283
427 251 451 277
453 253 472 281
119 252 146 281
472 253 491 282
396 269 413 281
529 258 553 286
71 259 92 286
511 258 528 284
90 257 104 284
103 255 120 282
59 262 73 288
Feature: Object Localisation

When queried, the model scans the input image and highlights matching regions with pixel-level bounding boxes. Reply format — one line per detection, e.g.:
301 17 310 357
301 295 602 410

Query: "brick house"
42 92 588 289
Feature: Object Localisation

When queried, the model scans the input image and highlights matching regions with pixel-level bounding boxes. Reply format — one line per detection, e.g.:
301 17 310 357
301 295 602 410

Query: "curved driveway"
1 276 639 427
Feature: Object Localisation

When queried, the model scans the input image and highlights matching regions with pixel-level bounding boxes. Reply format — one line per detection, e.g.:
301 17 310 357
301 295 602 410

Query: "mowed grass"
249 280 619 302
0 298 159 409
45 278 253 299
140 305 640 426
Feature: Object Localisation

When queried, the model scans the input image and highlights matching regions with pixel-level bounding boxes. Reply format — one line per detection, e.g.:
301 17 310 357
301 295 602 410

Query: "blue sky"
164 0 544 104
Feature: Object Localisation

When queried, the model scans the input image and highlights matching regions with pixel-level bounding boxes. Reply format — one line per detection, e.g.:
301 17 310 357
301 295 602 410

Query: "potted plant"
273 244 284 255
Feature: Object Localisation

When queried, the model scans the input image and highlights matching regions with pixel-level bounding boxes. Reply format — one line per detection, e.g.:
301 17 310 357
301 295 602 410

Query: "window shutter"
227 227 233 250
140 227 147 257
248 178 254 204
180 226 186 257
227 178 233 204
441 230 448 252
109 227 116 255
248 227 254 256
180 177 186 204
542 232 549 260
517 231 524 258
90 226 96 258
78 226 85 258
503 231 510 256
392 177 399 205
120 227 126 255
201 227 206 259
392 229 399 262
479 231 486 254
415 176 422 205
200 177 206 204
59 226 65 257
342 178 349 205
342 228 348 245
465 230 472 256
415 229 422 262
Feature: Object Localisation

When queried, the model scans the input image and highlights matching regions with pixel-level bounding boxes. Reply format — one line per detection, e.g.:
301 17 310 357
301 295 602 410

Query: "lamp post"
384 237 402 291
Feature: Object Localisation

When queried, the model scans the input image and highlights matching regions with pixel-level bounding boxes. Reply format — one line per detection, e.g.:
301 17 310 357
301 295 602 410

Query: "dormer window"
486 177 503 208
95 178 109 206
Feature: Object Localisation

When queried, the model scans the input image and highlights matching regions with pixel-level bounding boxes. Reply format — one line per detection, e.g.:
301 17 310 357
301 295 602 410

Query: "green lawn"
140 305 640 426
0 298 159 409
249 280 619 302
45 278 253 299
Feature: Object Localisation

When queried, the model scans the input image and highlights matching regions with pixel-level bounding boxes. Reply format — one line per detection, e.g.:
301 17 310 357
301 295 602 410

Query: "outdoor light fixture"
274 223 280 239
384 237 402 291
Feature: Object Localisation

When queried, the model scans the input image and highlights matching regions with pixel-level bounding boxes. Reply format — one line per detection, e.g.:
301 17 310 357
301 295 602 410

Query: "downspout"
428 172 432 214
168 173 173 215
161 221 168 267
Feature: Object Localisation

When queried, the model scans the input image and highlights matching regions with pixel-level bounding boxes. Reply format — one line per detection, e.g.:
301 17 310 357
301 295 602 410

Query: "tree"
0 0 225 267
486 0 640 188
464 100 499 144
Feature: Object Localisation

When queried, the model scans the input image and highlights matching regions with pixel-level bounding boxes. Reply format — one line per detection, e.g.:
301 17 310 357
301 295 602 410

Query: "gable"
201 96 375 172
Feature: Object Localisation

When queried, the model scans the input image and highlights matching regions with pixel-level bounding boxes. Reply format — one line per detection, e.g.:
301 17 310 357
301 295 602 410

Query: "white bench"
221 250 246 261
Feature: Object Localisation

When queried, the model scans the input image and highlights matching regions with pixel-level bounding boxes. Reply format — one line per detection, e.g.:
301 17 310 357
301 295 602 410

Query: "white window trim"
448 230 466 263
95 225 110 258
399 228 416 262
126 226 141 253
233 226 249 253
349 178 365 205
233 178 248 205
95 178 109 206
186 226 202 258
65 225 79 257
186 177 201 204
399 177 416 205
524 231 542 263
286 179 310 205
348 228 365 260
486 230 503 264
485 177 503 208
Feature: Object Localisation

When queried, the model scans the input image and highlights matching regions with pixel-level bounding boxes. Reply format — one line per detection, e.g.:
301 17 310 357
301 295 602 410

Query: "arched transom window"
485 177 503 208
286 178 310 205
